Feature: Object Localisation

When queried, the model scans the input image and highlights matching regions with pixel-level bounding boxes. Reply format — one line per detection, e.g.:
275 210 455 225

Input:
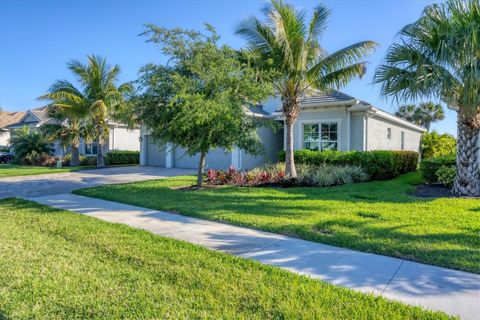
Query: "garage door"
146 136 166 167
173 147 232 170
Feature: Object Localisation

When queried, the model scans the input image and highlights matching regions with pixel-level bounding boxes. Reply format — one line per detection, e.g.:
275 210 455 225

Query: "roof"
299 90 357 106
246 104 270 118
0 111 26 129
4 105 58 129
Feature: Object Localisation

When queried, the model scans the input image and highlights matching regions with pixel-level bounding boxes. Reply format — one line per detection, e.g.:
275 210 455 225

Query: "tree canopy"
134 25 274 186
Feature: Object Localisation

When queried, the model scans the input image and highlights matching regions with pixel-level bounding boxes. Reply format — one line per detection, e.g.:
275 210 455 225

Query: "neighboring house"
140 90 427 170
0 111 26 148
5 106 140 156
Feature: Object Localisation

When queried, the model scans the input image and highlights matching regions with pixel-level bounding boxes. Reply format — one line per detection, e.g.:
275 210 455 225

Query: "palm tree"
374 0 480 196
9 127 54 162
39 87 92 166
395 105 418 124
415 102 445 131
236 0 376 177
39 55 132 168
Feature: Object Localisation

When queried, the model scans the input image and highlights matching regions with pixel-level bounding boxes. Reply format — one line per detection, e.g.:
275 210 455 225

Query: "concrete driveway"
0 166 194 199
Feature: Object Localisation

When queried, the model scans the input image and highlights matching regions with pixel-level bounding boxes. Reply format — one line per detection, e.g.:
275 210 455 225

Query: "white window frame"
400 131 405 150
299 119 342 152
85 141 98 156
387 128 392 140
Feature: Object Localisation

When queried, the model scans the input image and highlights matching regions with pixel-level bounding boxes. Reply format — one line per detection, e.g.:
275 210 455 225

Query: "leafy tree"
236 0 376 177
9 127 54 162
38 86 92 166
41 55 132 168
421 131 456 159
135 25 273 186
374 0 480 196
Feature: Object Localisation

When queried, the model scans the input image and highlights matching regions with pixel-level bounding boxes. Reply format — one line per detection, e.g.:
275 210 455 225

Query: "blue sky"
0 0 455 135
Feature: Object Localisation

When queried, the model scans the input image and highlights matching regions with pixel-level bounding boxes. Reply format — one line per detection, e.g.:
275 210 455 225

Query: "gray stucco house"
6 106 140 156
140 91 426 170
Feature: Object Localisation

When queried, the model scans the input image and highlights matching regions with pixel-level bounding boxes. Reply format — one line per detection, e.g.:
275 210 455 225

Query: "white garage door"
146 136 166 167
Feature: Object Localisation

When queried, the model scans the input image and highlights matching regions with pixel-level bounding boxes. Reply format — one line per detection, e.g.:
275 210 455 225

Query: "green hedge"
420 155 456 184
277 150 419 180
105 150 139 165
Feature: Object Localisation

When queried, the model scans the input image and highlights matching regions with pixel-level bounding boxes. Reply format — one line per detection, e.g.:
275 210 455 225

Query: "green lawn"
76 172 480 274
0 164 86 178
0 199 449 319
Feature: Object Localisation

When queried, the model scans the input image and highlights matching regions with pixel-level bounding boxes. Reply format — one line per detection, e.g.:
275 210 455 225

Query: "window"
85 141 98 155
400 131 405 150
303 122 338 151
387 128 392 139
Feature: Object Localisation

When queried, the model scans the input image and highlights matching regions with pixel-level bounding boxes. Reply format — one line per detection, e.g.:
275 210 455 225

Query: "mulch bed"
412 184 455 198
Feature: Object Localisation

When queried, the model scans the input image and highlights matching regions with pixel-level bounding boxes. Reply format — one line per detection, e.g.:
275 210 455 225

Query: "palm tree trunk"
96 136 105 168
197 151 206 187
453 114 480 196
70 143 80 167
285 118 297 178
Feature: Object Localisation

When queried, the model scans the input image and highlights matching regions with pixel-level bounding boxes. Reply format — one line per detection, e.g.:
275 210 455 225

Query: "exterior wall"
240 126 283 169
108 127 140 151
293 106 349 151
366 115 423 152
350 112 365 151
0 131 10 148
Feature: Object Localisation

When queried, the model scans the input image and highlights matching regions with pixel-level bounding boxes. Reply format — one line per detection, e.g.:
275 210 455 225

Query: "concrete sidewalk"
30 194 480 320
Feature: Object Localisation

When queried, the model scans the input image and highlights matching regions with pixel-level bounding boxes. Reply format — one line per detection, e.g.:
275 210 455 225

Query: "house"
5 106 140 156
0 111 26 148
139 91 427 170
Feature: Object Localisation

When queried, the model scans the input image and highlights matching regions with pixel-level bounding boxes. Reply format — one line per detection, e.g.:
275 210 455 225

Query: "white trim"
166 142 173 168
346 109 351 150
298 118 342 151
140 134 147 166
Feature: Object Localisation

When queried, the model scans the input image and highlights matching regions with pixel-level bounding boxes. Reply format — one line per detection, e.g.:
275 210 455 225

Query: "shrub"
62 154 97 167
205 163 368 188
21 153 58 167
436 166 456 187
421 131 456 159
420 155 456 184
277 150 418 180
105 150 140 165
296 164 369 187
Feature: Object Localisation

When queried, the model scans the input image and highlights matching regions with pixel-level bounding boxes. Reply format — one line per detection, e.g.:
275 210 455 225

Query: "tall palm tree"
415 102 445 131
236 0 376 177
40 55 132 168
39 86 91 166
374 0 480 196
395 105 418 124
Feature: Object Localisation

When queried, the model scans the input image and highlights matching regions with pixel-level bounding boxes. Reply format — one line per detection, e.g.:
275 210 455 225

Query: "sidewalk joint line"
382 260 404 294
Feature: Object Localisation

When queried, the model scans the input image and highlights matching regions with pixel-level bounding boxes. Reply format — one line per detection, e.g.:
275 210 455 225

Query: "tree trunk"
285 119 297 178
96 136 105 168
197 151 206 187
70 144 80 167
453 114 480 197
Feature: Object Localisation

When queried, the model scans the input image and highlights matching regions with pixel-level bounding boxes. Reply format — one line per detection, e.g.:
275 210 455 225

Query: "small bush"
105 150 140 165
62 154 96 167
296 164 369 187
277 150 418 180
421 131 456 159
436 166 456 187
21 153 58 167
420 155 456 184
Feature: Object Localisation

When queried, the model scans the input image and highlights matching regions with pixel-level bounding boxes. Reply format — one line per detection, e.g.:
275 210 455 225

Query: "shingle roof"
0 111 26 129
300 90 356 105
4 105 57 129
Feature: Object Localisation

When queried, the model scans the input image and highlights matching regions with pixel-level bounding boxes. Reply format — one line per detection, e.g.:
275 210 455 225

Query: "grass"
0 164 86 178
76 172 480 274
0 198 450 319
